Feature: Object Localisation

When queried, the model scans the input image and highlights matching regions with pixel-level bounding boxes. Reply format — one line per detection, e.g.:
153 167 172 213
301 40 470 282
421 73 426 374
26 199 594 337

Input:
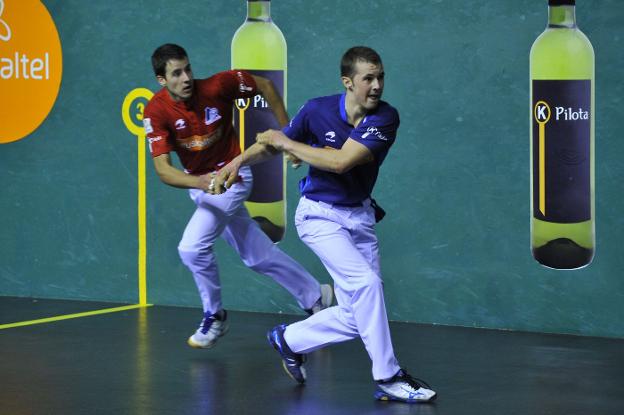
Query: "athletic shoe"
374 369 437 403
187 310 229 349
306 283 334 315
267 324 307 384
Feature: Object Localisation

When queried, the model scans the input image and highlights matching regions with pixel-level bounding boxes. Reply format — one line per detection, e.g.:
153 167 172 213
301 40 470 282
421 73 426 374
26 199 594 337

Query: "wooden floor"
1 297 623 415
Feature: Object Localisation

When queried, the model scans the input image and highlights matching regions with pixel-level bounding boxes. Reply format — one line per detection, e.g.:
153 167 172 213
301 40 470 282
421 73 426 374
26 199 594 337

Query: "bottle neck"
247 1 271 22
548 5 576 28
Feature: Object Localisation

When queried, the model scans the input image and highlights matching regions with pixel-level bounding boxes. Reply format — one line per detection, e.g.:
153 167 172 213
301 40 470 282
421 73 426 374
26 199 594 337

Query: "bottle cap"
549 0 575 5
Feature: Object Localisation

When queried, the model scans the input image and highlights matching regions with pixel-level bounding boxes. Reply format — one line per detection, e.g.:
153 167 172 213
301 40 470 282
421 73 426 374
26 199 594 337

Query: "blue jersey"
283 93 399 205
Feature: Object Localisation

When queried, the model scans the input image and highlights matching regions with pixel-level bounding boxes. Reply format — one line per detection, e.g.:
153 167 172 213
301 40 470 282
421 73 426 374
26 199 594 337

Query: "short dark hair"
151 44 188 77
340 46 382 78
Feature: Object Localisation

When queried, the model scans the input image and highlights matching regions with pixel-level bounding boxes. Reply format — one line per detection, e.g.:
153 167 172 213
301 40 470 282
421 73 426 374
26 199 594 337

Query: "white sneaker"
187 310 229 349
308 284 334 314
374 369 437 403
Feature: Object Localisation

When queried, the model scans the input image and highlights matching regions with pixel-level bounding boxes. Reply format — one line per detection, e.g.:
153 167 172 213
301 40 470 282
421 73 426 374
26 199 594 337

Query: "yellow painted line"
122 88 153 305
0 304 153 330
534 100 551 217
539 122 546 215
236 98 251 152
137 132 147 305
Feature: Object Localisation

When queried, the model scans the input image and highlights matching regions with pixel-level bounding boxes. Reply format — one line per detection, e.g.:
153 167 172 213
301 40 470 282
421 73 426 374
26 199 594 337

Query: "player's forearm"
236 143 279 168
282 139 347 174
155 162 202 189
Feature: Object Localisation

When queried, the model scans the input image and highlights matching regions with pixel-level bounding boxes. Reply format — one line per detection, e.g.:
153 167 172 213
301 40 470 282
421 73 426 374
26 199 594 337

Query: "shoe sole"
187 324 230 349
374 389 437 403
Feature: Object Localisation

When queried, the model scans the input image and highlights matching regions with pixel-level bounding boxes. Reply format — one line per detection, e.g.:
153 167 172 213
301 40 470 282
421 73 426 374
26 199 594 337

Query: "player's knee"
178 243 215 266
357 272 383 292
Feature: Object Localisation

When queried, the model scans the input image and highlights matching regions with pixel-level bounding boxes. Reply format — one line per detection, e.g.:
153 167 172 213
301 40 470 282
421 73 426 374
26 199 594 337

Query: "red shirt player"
145 68 256 176
143 44 332 350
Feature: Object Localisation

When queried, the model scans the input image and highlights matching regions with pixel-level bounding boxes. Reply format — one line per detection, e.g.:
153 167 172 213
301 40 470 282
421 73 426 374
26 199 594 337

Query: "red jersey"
143 70 257 175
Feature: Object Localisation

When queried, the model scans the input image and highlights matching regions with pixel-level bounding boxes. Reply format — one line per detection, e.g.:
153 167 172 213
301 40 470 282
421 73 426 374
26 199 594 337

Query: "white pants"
284 196 401 381
177 166 321 315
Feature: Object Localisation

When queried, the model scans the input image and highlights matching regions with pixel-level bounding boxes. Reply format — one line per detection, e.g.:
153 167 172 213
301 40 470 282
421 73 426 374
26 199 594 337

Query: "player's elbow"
155 170 173 185
154 166 176 186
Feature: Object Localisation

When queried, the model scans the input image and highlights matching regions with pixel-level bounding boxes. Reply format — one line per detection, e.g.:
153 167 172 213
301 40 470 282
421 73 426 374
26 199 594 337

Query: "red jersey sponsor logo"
177 126 223 152
236 71 253 93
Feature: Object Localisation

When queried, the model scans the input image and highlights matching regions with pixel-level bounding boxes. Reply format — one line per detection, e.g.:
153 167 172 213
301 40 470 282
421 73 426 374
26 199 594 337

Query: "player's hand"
214 162 240 194
198 172 217 194
256 129 288 152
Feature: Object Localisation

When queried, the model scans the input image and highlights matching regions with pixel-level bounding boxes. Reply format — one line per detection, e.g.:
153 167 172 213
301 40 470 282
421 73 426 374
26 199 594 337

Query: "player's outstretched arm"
257 129 373 174
251 75 289 128
213 143 279 194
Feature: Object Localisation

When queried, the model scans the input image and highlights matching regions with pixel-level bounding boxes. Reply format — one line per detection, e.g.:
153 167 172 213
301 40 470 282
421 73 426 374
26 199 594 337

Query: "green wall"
1 0 623 338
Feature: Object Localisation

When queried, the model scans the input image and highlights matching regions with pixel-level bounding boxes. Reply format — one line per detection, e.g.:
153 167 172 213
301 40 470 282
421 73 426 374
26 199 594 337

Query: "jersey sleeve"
350 106 399 158
282 101 311 143
143 101 173 158
213 70 258 101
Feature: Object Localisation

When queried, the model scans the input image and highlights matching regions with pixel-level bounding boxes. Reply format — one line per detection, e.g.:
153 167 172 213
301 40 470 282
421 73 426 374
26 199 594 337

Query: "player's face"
158 58 194 101
345 61 385 111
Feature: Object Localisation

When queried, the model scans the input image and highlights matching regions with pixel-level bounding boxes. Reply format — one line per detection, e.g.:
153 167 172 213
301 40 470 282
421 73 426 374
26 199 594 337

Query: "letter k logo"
534 101 551 124
0 0 11 42
537 105 547 121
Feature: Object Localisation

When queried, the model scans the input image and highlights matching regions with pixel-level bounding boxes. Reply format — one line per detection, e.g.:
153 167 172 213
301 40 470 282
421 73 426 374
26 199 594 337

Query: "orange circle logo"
0 0 62 144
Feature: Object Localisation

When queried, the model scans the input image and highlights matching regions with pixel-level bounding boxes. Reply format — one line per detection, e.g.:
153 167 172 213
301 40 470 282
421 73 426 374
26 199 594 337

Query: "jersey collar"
339 93 349 125
340 92 376 126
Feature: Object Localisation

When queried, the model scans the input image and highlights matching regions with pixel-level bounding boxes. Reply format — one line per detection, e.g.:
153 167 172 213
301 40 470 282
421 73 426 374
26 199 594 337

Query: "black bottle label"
233 70 284 203
532 80 591 223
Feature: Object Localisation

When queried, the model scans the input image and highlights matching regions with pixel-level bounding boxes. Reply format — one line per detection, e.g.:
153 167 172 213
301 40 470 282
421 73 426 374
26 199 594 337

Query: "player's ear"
156 75 166 87
341 76 353 91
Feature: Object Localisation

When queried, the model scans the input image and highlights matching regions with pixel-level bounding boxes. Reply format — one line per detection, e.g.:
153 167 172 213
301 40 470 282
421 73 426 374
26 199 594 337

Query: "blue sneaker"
374 369 437 403
267 324 306 384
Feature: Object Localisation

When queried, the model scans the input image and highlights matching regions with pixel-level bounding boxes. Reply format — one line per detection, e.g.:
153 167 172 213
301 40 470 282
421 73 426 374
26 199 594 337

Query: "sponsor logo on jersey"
324 131 336 142
177 127 223 152
143 118 153 134
361 126 388 141
236 71 253 92
147 135 163 153
147 135 163 144
175 118 186 130
204 107 222 126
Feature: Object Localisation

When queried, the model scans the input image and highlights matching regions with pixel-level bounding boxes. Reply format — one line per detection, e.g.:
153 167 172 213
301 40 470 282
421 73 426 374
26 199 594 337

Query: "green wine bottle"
530 0 595 269
232 0 287 243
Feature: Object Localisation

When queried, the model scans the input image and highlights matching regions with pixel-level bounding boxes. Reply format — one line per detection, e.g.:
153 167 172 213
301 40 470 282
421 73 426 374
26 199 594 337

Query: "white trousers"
177 166 321 315
284 196 401 381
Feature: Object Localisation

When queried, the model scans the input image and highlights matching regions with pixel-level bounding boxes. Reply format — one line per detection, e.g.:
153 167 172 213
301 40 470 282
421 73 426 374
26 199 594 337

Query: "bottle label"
532 80 591 223
233 69 284 203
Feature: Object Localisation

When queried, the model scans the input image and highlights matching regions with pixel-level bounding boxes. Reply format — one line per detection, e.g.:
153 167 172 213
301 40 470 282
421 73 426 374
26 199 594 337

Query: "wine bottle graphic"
232 0 287 243
530 0 595 269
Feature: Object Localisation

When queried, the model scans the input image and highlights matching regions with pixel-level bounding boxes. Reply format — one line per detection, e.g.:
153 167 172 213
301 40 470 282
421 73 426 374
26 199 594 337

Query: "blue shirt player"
216 46 437 404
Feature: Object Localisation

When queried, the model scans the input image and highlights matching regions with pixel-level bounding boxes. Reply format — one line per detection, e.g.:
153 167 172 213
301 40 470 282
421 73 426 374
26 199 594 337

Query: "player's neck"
344 93 368 127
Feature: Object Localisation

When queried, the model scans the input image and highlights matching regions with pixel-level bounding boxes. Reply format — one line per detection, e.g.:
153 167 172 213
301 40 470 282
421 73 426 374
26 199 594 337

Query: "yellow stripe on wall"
122 88 153 305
